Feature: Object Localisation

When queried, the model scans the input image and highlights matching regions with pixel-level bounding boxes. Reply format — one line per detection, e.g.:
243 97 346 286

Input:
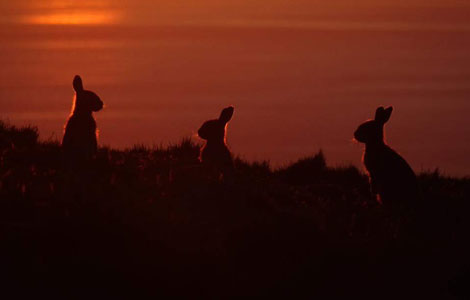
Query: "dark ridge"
1 120 469 298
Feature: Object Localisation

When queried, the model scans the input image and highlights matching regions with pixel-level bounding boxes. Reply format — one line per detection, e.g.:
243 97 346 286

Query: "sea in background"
1 0 470 176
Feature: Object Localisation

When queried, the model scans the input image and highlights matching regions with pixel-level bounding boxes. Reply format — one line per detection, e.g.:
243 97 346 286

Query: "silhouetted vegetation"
1 120 469 298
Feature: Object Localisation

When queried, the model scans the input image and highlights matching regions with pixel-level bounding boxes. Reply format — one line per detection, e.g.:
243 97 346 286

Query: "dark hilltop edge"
1 120 469 299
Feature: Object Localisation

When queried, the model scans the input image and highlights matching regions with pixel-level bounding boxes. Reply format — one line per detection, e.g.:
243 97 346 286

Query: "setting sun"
18 0 121 25
24 12 120 25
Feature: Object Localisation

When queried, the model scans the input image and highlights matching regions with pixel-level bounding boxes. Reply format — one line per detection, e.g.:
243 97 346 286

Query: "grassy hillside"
1 120 469 298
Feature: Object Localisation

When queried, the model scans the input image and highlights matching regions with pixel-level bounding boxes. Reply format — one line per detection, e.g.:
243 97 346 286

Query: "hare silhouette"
354 106 419 210
198 106 234 176
62 75 103 164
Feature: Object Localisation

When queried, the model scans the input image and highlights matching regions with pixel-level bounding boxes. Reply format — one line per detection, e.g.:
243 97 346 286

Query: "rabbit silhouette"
354 106 419 210
198 106 234 174
62 75 103 163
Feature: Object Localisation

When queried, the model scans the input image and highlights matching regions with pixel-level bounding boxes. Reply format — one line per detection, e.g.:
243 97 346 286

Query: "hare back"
200 144 232 167
365 146 419 204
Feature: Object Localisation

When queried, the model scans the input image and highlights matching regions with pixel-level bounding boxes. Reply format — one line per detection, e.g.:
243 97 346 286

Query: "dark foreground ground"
1 121 469 299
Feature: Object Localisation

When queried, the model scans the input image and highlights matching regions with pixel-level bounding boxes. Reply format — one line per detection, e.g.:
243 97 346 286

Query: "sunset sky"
1 0 470 175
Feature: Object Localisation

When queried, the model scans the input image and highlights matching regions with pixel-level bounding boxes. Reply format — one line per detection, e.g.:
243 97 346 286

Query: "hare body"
200 139 232 167
362 142 418 207
62 75 103 162
198 106 234 172
355 106 419 209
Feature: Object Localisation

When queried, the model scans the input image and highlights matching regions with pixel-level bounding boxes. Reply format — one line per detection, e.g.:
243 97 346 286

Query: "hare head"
72 75 103 114
198 106 234 143
354 106 393 144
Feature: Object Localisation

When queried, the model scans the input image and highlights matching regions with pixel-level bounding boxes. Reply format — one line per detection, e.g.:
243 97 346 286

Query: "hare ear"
219 106 234 123
375 106 385 121
375 106 393 124
383 106 393 123
73 75 83 92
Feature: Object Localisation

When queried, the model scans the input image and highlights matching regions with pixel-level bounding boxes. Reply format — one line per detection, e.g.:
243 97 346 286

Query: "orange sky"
2 0 470 26
1 0 470 176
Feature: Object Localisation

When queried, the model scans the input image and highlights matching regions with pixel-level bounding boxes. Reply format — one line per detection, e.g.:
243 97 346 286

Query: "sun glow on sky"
24 12 120 25
18 0 121 25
